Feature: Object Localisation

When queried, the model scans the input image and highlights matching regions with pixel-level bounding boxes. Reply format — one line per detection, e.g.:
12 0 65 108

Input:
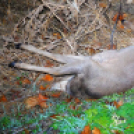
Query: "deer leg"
8 61 83 76
15 43 86 64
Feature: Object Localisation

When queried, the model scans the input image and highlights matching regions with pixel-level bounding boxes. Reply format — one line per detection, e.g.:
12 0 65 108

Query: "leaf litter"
0 0 134 133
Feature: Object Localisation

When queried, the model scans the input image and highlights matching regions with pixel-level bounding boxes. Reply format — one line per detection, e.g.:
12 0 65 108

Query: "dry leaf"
92 127 101 134
0 95 8 102
81 125 92 134
107 44 116 50
45 60 54 67
22 78 31 85
99 3 107 8
42 74 53 82
69 105 76 110
50 114 59 118
65 97 73 103
113 13 127 22
112 130 123 134
118 21 124 29
51 92 61 98
39 102 52 108
39 102 48 108
25 96 38 109
113 100 123 109
39 85 50 90
38 94 49 103
74 98 81 103
53 33 62 39
24 128 30 134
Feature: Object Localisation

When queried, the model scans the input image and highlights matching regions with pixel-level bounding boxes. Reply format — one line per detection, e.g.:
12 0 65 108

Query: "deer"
8 42 134 99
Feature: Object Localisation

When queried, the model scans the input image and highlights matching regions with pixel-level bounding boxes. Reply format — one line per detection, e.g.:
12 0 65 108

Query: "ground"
0 0 134 133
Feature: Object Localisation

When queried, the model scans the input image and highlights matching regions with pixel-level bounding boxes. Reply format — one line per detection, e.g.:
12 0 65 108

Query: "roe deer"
9 43 134 98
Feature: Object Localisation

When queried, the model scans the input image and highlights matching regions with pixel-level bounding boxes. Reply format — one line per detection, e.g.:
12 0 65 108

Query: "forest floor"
0 0 134 134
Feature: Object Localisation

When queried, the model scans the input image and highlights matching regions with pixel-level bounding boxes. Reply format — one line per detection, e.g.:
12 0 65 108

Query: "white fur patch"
50 76 74 92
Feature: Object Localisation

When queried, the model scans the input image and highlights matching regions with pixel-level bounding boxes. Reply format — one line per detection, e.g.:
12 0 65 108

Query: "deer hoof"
8 60 21 67
15 43 22 49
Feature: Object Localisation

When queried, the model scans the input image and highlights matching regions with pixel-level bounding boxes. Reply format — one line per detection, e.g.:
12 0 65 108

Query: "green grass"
0 88 134 134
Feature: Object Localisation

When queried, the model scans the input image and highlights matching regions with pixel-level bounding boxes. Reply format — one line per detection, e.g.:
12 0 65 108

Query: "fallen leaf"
38 93 49 103
65 97 73 103
118 21 124 29
51 92 61 98
113 100 123 109
25 96 39 109
42 74 53 82
39 85 50 90
107 44 116 50
74 98 81 103
22 78 31 85
113 130 123 134
39 102 52 109
53 32 62 39
39 102 48 108
113 13 127 22
112 13 124 22
0 95 8 102
92 127 101 134
50 114 59 118
99 3 107 8
45 60 54 67
24 128 30 134
69 105 76 110
81 125 92 134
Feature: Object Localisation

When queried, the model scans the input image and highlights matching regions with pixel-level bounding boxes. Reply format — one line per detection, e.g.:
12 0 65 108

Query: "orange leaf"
90 48 95 55
118 22 124 29
81 125 92 134
38 94 49 103
69 105 76 110
112 13 118 21
45 60 54 67
113 100 123 109
53 33 62 39
39 102 48 108
22 78 31 85
51 92 61 98
107 44 116 50
113 13 127 22
65 97 73 103
113 130 123 134
74 98 81 103
0 95 8 102
123 13 128 18
39 85 50 90
92 127 101 134
99 3 107 8
25 96 39 109
113 44 117 50
50 114 59 118
42 74 53 82
39 102 52 109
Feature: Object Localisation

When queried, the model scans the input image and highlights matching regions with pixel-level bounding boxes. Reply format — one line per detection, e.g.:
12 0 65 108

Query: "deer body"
9 44 134 98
